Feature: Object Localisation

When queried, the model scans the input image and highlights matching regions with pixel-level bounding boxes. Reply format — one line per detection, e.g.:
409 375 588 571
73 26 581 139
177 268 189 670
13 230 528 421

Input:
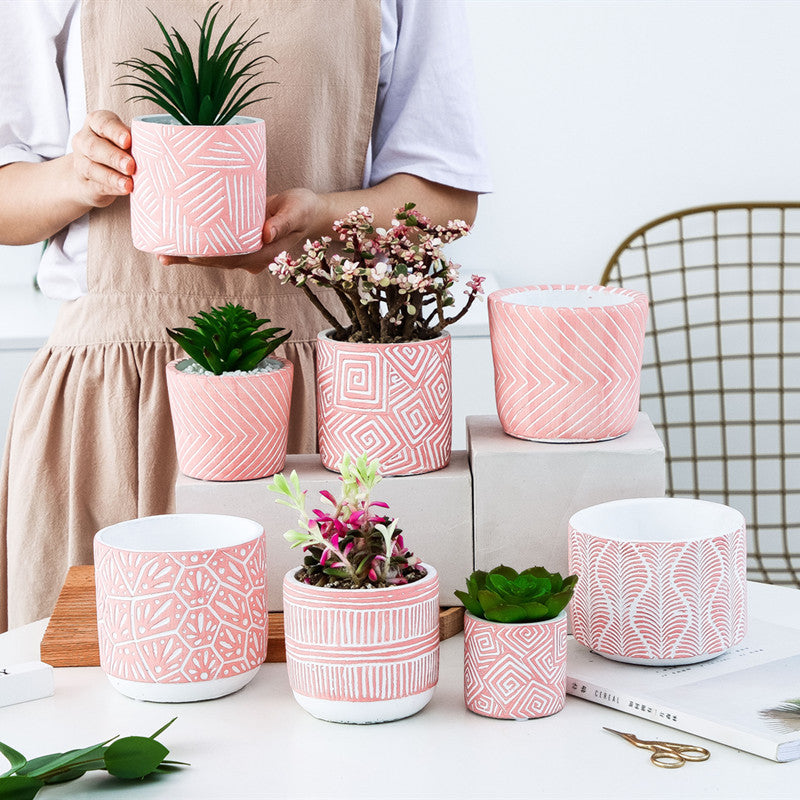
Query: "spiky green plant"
167 303 290 375
116 3 275 125
455 565 578 623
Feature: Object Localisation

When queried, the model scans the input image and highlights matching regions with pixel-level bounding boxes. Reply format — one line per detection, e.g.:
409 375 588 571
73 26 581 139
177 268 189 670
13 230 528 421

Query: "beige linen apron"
0 0 380 629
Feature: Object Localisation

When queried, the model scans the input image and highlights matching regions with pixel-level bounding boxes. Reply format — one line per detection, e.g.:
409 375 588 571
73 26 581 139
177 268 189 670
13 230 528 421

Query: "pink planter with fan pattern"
488 285 649 442
316 330 452 476
130 115 266 256
568 498 747 665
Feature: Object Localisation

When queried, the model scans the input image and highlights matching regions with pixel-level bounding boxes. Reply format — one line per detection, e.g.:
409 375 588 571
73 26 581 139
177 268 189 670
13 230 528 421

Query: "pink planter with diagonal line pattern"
165 357 292 481
488 285 649 442
130 115 266 257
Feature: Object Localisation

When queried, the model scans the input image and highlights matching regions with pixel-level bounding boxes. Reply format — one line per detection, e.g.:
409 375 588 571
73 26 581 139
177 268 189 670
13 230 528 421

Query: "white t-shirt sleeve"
367 0 492 193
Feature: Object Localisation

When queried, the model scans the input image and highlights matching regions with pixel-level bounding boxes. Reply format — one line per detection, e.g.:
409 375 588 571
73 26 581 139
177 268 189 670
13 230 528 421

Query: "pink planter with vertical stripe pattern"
165 357 293 481
283 565 440 723
488 285 649 442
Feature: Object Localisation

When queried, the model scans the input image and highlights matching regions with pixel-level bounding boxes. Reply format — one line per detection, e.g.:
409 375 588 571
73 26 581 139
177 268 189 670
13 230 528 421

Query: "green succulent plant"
455 565 578 624
167 303 290 375
116 3 276 125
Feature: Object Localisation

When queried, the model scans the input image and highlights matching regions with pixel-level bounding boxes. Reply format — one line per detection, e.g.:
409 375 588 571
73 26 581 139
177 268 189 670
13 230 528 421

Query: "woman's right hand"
69 110 135 208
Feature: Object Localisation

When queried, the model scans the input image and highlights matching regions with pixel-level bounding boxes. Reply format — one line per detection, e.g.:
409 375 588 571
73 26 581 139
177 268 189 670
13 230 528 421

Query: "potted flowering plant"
269 203 484 476
116 2 274 256
456 565 578 720
165 303 292 481
269 453 440 724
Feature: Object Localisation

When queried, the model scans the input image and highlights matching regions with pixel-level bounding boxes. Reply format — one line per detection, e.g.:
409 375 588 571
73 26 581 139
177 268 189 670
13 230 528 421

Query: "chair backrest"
601 203 800 586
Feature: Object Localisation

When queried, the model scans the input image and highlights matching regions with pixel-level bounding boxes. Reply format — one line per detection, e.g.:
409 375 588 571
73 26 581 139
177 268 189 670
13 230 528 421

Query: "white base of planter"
592 649 727 667
505 431 628 444
106 666 260 703
292 688 435 724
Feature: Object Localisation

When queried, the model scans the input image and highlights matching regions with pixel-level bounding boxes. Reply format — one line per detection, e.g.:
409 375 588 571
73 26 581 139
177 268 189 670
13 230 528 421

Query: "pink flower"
465 274 486 294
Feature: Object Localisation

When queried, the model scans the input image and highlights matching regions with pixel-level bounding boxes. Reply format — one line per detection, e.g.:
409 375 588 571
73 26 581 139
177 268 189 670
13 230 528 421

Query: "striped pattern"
165 358 292 481
568 523 747 663
488 285 648 442
463 612 567 719
283 568 440 703
95 533 267 685
130 116 266 257
316 332 452 475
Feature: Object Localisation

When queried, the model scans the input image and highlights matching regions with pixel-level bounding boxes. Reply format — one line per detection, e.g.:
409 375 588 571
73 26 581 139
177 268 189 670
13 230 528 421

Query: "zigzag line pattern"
283 570 440 702
95 536 268 684
316 334 452 475
165 359 292 481
488 285 648 441
463 613 567 719
568 524 747 661
130 118 266 256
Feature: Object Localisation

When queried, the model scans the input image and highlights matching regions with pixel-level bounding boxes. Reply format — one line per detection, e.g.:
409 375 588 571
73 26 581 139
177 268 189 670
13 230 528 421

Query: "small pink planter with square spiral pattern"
464 611 567 719
316 330 452 476
488 285 649 442
130 115 266 257
568 498 747 665
283 565 440 723
94 514 267 702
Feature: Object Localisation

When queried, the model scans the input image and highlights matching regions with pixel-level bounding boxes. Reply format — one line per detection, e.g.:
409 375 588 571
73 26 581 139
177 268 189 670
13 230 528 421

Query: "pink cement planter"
488 285 649 442
316 330 452 476
282 565 440 723
165 357 293 481
568 498 747 665
463 611 567 719
130 115 266 256
94 514 267 702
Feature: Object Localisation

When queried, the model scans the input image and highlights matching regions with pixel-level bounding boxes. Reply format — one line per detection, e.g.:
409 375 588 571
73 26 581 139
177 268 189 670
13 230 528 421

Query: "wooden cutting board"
40 566 464 667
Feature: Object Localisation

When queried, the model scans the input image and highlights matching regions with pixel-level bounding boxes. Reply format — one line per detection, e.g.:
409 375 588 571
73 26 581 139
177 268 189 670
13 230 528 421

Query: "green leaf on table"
104 736 168 779
24 742 112 779
149 717 177 740
0 740 27 775
0 775 44 800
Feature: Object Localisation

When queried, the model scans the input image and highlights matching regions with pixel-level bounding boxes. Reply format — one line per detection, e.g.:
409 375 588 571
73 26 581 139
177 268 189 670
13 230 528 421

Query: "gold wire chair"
600 203 800 586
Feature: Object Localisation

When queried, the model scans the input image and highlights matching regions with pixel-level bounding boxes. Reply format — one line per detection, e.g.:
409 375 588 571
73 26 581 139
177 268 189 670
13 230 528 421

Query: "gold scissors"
603 727 711 769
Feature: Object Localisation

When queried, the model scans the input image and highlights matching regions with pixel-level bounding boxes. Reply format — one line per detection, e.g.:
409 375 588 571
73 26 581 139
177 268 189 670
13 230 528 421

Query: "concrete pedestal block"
175 452 473 610
468 413 665 578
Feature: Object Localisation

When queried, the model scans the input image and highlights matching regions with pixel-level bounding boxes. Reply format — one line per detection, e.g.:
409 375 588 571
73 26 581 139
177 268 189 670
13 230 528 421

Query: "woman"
0 0 491 629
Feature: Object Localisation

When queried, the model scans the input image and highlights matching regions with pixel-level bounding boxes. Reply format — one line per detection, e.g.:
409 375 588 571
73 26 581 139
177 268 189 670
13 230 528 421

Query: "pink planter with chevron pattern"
130 115 266 256
568 498 747 665
94 514 267 702
464 610 567 719
488 285 649 442
316 330 452 476
166 357 293 481
283 565 440 723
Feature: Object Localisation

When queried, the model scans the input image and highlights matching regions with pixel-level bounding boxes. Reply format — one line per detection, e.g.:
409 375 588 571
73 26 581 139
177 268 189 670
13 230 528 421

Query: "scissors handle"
649 748 686 769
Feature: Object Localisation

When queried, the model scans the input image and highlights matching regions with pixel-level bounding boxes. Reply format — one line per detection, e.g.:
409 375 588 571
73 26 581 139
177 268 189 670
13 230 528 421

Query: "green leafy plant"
167 303 290 375
116 2 276 125
0 718 186 799
269 453 425 588
455 565 578 623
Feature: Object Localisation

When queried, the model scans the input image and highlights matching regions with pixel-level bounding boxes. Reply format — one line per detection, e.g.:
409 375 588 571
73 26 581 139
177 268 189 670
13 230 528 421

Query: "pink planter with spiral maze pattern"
316 330 452 475
464 611 567 719
568 498 747 665
283 565 440 723
130 115 266 256
488 285 649 442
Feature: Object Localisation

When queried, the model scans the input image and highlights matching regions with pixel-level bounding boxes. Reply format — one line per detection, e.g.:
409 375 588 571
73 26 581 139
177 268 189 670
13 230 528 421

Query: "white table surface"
0 581 796 800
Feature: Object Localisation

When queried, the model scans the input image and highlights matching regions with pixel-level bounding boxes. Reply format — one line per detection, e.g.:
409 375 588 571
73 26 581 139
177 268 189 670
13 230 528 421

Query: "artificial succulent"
167 303 290 375
455 565 578 623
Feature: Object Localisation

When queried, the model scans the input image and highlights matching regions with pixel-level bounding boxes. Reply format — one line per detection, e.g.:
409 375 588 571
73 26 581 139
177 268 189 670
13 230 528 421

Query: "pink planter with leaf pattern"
568 498 747 665
94 514 267 702
316 330 452 475
131 115 266 256
464 611 567 719
283 565 440 723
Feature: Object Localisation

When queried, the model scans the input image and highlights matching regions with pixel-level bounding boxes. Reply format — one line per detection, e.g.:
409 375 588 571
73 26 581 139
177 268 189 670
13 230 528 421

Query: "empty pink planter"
488 285 649 442
283 565 440 723
464 611 567 719
94 514 267 702
316 330 452 475
568 498 747 665
165 357 293 481
130 115 266 256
